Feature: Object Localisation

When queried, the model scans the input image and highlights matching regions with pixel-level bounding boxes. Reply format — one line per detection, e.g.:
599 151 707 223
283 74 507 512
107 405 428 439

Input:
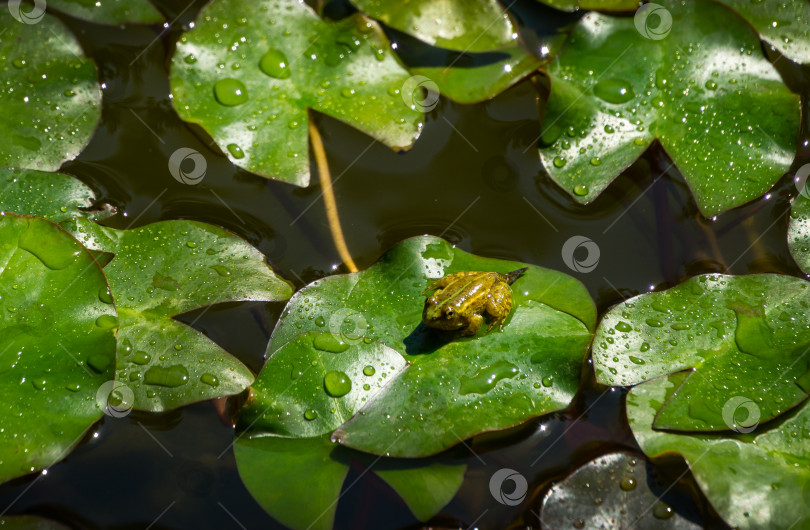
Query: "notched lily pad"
350 0 517 52
716 0 810 65
258 235 594 458
628 375 810 529
541 452 701 529
593 274 810 432
0 168 111 222
63 217 294 412
47 0 164 25
0 213 116 482
539 0 799 217
0 12 102 171
788 193 810 274
170 0 422 186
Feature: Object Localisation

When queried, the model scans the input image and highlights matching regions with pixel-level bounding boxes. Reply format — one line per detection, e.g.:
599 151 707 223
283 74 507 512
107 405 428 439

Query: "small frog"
421 268 527 336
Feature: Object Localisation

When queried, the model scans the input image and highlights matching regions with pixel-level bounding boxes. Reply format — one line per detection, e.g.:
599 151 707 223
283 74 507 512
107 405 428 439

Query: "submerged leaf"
628 375 810 529
47 0 164 24
593 274 810 431
0 12 101 171
539 0 799 217
170 0 422 186
0 214 116 482
350 0 517 52
541 452 701 528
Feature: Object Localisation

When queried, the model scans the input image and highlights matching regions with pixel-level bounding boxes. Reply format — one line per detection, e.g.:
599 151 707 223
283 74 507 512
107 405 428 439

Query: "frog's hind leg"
485 282 513 333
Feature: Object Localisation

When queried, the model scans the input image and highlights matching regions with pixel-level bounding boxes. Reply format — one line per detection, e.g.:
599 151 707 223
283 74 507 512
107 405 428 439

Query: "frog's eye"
445 307 454 317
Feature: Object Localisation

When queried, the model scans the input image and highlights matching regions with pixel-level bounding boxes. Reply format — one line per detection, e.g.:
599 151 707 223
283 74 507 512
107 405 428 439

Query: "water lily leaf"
234 435 349 530
407 45 544 104
0 213 117 482
536 0 640 12
63 217 294 412
628 375 810 529
541 452 701 528
0 168 111 223
350 0 517 52
234 434 466 529
0 11 101 171
788 193 810 274
538 0 799 217
47 0 164 25
259 235 593 457
594 274 810 432
715 0 810 64
170 0 422 187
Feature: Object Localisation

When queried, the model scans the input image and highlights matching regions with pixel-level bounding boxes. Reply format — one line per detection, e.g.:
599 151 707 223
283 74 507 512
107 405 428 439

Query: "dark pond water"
1 0 808 528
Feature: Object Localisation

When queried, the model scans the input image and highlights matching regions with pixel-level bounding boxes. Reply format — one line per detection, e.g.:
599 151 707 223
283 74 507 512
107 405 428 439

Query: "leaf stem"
308 118 359 273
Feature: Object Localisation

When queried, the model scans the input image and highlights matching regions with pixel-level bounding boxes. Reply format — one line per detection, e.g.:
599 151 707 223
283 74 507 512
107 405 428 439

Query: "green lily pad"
536 0 640 11
62 217 294 412
788 193 810 274
0 12 101 171
716 0 810 65
593 274 810 432
257 235 593 457
539 0 799 217
0 213 116 482
170 0 422 187
407 45 544 104
541 452 701 528
234 434 465 530
47 0 164 25
628 374 810 529
0 169 294 412
0 168 110 223
350 0 517 52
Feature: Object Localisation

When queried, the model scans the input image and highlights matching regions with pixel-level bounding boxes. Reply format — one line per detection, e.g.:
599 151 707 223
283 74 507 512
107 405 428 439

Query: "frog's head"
422 297 465 330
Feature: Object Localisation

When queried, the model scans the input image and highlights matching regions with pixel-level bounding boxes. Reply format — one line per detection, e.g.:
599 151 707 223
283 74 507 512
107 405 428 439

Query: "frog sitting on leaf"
421 268 527 336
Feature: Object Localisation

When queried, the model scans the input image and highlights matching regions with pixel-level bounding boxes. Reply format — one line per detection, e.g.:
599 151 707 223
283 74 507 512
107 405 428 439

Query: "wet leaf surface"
788 192 810 274
716 0 810 64
350 0 517 52
0 213 116 482
538 0 799 217
536 0 640 12
593 273 810 431
0 12 101 171
170 0 422 186
250 235 594 457
628 374 810 529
